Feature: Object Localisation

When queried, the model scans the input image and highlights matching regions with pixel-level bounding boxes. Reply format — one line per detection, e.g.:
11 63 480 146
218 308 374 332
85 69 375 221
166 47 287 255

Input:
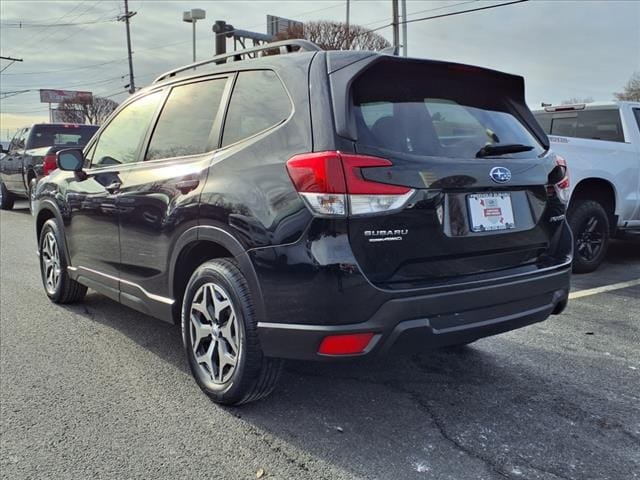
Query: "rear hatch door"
331 56 563 287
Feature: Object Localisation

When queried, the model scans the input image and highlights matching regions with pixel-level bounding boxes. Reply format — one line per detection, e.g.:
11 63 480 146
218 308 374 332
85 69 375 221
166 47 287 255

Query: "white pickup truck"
533 101 640 273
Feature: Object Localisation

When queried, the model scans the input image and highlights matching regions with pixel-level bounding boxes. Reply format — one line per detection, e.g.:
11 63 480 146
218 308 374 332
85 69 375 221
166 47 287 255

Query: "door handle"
105 182 121 194
175 179 199 194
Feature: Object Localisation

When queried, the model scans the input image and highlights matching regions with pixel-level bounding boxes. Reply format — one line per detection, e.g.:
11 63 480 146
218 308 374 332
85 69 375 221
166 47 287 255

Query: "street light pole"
192 20 196 63
183 9 206 63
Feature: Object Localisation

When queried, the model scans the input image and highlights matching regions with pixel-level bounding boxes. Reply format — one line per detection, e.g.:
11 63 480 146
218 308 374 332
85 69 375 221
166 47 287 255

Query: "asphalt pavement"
1 200 639 480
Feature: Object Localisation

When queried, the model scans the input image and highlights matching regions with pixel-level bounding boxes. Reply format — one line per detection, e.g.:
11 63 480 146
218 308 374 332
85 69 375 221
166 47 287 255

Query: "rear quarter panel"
548 135 640 223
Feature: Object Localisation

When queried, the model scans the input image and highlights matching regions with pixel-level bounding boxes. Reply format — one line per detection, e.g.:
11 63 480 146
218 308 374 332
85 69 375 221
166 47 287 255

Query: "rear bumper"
257 264 570 360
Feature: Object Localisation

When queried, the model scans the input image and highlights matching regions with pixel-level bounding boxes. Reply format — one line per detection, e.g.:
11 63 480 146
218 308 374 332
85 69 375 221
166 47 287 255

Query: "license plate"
467 193 515 232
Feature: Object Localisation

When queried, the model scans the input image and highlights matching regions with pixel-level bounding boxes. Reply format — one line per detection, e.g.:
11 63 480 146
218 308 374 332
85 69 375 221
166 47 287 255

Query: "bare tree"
561 97 594 105
57 96 119 125
275 20 390 51
614 71 640 101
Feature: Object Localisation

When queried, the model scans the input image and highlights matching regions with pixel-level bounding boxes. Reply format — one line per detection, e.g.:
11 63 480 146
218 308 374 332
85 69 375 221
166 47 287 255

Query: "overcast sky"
1 0 638 140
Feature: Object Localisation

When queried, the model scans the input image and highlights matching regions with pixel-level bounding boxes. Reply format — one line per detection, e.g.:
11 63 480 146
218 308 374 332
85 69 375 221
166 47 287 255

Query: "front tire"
39 219 87 303
568 200 610 274
181 259 282 405
0 179 15 210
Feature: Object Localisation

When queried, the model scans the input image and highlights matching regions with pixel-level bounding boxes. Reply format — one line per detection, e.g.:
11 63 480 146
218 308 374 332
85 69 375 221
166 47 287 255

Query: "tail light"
549 155 570 203
42 154 58 176
286 151 414 217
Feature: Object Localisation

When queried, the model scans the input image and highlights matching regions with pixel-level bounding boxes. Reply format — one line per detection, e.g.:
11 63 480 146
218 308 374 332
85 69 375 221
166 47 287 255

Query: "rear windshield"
29 125 99 149
352 62 545 159
533 109 624 142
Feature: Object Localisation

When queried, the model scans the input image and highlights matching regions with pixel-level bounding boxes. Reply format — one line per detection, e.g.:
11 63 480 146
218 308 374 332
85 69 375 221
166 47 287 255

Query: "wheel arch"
35 201 69 257
26 167 37 184
169 225 265 325
570 178 617 232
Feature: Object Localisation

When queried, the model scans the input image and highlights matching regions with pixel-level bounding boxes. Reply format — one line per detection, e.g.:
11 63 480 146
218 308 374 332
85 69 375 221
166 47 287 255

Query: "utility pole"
391 0 400 55
118 0 137 94
346 0 350 41
0 55 23 73
400 0 407 57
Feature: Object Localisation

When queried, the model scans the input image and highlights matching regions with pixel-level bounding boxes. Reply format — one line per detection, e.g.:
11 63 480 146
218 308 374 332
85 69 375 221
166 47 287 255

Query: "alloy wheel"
41 231 61 295
576 215 605 262
189 282 240 384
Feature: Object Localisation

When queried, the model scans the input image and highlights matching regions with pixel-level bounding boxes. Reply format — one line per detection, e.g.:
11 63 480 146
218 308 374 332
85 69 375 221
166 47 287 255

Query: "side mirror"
57 149 84 172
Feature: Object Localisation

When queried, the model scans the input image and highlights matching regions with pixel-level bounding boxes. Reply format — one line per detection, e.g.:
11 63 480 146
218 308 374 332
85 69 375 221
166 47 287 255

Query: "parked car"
33 40 572 405
533 102 640 272
0 123 99 211
0 141 9 159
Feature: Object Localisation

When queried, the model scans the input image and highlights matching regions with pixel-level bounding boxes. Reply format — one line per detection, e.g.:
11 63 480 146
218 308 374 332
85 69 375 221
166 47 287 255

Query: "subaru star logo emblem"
489 166 511 184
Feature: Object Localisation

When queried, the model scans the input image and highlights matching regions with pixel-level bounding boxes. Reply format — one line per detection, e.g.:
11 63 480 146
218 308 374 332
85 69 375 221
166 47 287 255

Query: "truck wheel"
39 219 87 303
182 258 283 405
568 200 610 274
0 180 15 210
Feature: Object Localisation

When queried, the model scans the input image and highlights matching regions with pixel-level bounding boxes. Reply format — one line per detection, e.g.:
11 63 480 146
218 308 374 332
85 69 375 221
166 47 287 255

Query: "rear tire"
568 200 610 274
181 258 282 405
39 219 87 303
0 180 15 210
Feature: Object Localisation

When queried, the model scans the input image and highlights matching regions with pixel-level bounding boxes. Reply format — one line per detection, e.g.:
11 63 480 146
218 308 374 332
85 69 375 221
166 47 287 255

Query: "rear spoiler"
328 54 550 150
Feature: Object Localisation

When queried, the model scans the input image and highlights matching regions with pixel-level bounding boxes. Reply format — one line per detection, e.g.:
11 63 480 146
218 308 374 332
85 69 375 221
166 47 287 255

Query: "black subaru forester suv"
34 40 572 405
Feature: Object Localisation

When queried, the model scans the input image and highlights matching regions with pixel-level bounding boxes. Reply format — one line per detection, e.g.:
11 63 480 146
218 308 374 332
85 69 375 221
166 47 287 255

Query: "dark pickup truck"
0 123 98 211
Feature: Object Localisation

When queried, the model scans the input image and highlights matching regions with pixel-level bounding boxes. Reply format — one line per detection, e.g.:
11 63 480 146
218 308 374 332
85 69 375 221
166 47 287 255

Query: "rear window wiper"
476 144 534 158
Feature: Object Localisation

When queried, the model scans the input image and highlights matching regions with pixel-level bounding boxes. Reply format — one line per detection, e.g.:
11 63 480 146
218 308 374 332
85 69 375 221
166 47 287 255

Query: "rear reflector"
286 151 414 217
318 333 375 356
42 153 57 176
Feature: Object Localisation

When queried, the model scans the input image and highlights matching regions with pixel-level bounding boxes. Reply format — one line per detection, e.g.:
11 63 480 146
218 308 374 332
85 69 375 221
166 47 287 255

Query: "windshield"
30 125 99 149
352 62 545 159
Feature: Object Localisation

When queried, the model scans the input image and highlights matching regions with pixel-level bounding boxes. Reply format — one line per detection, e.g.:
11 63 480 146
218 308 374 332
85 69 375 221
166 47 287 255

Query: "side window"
8 130 21 151
146 78 227 161
222 70 291 147
12 128 27 150
550 109 624 142
633 108 640 131
91 91 163 167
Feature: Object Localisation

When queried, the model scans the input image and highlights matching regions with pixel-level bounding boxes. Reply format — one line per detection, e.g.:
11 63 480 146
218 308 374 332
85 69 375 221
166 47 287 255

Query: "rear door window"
146 77 228 160
222 70 291 147
29 125 99 148
548 109 624 142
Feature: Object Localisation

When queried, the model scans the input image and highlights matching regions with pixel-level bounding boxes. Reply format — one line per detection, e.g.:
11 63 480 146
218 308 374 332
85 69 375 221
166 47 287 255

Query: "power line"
406 0 478 19
1 75 126 92
401 0 527 26
1 19 117 28
13 0 109 56
0 58 126 76
11 0 91 55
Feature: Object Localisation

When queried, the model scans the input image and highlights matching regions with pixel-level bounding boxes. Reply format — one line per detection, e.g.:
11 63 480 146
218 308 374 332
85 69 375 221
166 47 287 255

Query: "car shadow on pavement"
61 292 188 374
59 292 638 480
235 345 638 480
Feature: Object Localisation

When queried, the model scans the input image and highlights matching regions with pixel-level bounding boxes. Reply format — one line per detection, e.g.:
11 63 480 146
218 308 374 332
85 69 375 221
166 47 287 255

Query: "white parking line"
569 279 640 300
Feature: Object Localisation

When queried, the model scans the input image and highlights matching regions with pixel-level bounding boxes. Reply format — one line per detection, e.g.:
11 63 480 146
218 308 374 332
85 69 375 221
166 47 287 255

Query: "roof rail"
153 39 321 84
